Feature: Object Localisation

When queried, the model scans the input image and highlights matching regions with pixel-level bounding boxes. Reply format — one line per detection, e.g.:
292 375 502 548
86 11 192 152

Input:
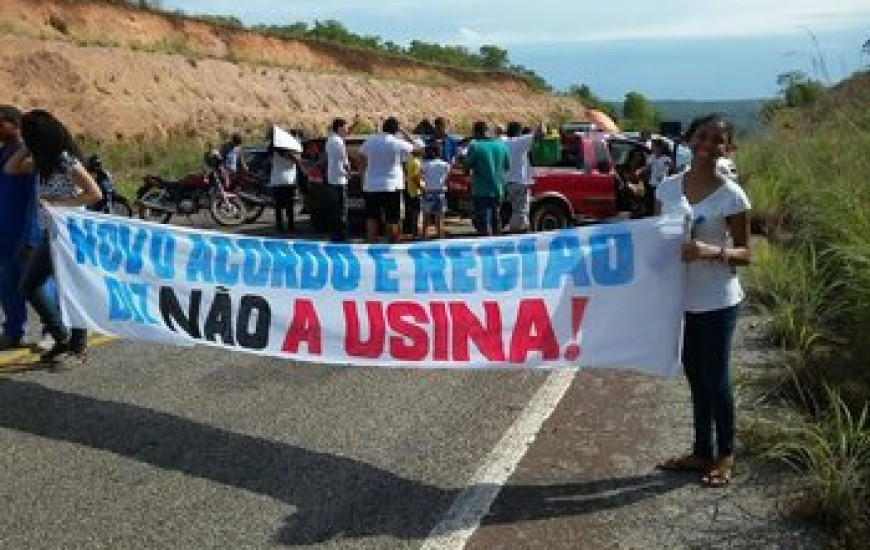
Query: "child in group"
402 148 424 239
420 144 451 239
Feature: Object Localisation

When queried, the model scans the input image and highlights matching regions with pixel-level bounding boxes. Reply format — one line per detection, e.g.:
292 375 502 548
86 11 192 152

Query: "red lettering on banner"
449 301 505 361
563 296 589 361
430 302 449 361
339 298 576 364
344 301 385 358
282 299 321 354
509 298 559 363
387 302 429 360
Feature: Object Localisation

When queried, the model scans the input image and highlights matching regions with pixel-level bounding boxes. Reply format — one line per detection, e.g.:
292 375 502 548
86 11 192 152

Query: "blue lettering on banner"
294 242 328 290
149 229 176 280
67 217 98 267
105 276 158 324
542 235 591 289
115 224 147 275
369 246 398 293
264 240 299 288
589 233 634 285
444 244 476 293
409 246 449 293
67 217 159 276
185 234 214 283
211 235 240 285
325 245 361 291
517 237 539 290
96 223 123 272
238 238 270 287
478 241 518 292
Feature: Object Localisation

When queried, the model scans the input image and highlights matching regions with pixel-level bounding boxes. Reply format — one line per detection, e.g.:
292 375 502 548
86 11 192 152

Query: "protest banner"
47 208 686 375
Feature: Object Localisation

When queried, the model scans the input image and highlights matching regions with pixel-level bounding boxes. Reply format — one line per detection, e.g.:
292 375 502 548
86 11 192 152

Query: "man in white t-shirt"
503 121 539 232
359 117 421 243
325 117 352 242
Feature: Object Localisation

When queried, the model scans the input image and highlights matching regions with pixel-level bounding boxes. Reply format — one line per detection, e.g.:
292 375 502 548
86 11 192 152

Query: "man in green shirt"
464 121 509 236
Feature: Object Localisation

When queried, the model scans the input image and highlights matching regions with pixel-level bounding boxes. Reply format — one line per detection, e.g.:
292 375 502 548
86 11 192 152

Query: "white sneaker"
35 333 56 353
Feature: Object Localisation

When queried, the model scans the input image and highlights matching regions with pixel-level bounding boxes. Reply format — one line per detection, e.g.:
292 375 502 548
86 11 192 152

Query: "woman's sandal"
656 453 710 472
702 454 734 487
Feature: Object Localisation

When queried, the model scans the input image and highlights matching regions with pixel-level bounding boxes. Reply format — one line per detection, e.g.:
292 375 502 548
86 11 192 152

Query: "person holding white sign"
268 126 302 234
655 113 751 488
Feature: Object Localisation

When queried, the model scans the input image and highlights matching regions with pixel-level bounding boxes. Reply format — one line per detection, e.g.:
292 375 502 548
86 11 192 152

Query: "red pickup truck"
447 132 649 231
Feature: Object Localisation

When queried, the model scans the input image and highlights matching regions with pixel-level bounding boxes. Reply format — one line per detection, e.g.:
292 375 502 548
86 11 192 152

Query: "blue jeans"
472 196 501 236
19 237 86 350
0 251 26 340
682 305 740 458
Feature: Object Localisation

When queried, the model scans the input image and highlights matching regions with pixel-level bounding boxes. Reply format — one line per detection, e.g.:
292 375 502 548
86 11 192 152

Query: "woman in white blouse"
655 114 752 487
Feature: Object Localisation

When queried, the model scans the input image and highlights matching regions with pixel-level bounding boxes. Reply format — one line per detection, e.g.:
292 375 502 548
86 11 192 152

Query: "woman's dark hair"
382 117 400 134
424 143 440 160
331 117 347 133
20 109 80 179
683 113 733 144
472 120 488 139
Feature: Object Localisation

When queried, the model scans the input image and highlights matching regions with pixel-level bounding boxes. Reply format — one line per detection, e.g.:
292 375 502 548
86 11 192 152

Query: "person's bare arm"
681 211 751 265
721 211 751 266
3 146 34 176
44 162 102 207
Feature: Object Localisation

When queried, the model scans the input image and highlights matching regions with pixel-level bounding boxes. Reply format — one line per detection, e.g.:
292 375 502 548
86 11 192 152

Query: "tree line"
100 2 550 91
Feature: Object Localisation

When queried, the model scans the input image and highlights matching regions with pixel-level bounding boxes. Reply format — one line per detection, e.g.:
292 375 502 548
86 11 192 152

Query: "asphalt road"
0 210 555 549
0 336 556 549
8 208 801 550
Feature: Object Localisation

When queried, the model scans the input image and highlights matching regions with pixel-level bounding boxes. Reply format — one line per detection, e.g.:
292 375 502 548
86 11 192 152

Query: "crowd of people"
1 106 752 490
313 114 544 244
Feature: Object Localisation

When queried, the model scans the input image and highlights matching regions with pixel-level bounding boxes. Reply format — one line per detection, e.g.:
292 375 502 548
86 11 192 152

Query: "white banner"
48 208 686 375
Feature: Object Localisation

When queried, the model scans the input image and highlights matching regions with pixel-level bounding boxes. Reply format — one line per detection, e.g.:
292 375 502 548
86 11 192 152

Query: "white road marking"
420 369 577 550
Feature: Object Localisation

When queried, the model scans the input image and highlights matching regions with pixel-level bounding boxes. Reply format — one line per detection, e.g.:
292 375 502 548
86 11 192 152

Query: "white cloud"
447 1 870 45
164 0 870 46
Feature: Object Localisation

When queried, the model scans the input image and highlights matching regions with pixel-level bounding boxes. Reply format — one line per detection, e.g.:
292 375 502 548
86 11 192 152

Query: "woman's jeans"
19 237 86 350
682 305 739 458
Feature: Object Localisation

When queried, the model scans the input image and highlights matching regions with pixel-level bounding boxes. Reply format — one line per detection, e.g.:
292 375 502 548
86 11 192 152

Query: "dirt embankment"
0 0 585 141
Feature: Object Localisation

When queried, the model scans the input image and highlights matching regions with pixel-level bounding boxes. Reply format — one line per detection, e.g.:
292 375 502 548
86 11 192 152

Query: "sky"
162 0 870 100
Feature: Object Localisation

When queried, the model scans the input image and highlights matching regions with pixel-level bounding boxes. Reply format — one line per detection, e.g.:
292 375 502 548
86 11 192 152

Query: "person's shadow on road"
0 380 689 546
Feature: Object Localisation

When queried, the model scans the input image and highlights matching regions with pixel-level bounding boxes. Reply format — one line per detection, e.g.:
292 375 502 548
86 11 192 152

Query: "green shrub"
745 242 838 355
766 385 870 529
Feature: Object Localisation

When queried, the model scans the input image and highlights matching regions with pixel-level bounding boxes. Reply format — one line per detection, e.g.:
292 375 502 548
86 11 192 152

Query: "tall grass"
742 73 870 547
79 132 212 198
766 385 870 529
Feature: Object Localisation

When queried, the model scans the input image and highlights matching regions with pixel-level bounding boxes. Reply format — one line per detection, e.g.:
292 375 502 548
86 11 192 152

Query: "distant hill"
607 99 769 135
654 99 768 135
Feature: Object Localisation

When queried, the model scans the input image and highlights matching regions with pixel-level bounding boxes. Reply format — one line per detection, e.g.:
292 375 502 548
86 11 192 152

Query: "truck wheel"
530 202 571 232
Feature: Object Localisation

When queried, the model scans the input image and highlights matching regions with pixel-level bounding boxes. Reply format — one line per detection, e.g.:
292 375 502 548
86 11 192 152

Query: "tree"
479 45 508 69
567 84 615 117
776 70 825 108
622 91 661 130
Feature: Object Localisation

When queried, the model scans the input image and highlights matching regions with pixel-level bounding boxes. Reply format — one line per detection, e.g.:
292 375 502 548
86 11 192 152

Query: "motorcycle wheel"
109 195 134 218
242 201 266 224
210 195 246 226
138 189 173 224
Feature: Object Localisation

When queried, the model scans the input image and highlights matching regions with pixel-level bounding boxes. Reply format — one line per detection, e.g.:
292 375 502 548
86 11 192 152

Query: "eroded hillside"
0 0 585 140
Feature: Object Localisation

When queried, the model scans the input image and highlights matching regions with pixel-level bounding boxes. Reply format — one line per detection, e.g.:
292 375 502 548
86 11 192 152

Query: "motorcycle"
232 171 272 224
135 152 247 226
